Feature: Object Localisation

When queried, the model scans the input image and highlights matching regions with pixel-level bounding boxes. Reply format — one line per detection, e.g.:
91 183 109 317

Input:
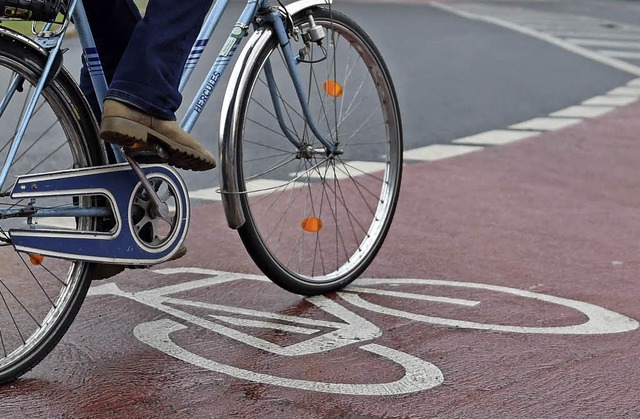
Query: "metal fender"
0 26 49 55
0 26 69 90
219 0 332 229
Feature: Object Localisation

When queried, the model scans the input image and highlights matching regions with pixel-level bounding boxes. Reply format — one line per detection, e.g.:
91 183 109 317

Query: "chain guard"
8 163 189 265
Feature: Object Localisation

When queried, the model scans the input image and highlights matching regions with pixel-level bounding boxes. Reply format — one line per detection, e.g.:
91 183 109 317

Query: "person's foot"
92 243 188 280
100 99 216 171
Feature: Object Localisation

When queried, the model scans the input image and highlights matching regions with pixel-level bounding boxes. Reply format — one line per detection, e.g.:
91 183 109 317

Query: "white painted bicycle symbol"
88 268 638 396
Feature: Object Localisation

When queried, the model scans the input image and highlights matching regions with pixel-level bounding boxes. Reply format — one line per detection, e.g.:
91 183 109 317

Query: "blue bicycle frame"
0 0 335 222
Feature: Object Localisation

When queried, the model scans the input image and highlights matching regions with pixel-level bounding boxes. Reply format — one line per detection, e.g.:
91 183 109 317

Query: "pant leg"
105 0 215 121
80 0 141 121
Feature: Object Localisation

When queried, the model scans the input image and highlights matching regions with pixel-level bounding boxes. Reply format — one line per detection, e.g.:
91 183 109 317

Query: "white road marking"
89 269 638 394
208 315 321 335
544 31 640 41
430 2 640 76
509 117 582 131
550 105 616 118
607 86 640 96
601 50 640 60
189 187 222 201
299 161 388 180
452 129 540 145
403 144 483 161
344 277 640 335
346 286 480 306
135 320 444 396
189 179 291 202
244 178 294 193
582 95 637 106
566 38 640 49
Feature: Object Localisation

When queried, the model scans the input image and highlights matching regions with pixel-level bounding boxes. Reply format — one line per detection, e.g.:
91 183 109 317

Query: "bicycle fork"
261 8 339 156
219 1 338 229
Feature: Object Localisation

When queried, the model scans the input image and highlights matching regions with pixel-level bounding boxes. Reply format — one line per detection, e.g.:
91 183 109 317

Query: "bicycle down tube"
177 0 336 153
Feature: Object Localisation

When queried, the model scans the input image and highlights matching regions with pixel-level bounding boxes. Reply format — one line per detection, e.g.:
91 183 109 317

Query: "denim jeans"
80 0 214 121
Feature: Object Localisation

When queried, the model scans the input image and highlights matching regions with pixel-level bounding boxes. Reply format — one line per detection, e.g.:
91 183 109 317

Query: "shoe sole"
100 117 216 171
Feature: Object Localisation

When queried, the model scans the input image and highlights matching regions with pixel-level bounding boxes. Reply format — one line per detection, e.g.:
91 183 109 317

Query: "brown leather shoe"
100 99 216 171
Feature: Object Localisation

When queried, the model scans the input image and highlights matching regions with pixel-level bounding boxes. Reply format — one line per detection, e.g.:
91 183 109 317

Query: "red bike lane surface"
4 104 640 418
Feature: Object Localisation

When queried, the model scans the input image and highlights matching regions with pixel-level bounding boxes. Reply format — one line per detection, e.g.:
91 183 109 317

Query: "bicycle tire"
0 31 107 384
234 8 402 295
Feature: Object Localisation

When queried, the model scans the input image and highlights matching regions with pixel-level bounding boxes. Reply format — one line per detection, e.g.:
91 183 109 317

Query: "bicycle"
0 0 402 383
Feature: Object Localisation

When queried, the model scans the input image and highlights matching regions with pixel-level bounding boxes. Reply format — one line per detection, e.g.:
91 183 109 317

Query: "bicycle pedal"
125 142 170 164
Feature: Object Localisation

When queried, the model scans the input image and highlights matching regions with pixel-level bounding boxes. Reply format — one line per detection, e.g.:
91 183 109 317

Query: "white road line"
600 50 640 60
190 179 299 202
607 86 640 96
345 286 480 307
582 95 637 106
243 178 293 192
451 129 540 145
565 38 640 49
545 31 640 41
550 105 616 118
509 117 582 131
300 161 388 180
189 187 222 201
524 24 623 33
430 2 640 76
403 144 483 161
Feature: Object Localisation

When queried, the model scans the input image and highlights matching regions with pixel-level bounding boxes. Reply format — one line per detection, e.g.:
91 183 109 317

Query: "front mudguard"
219 0 332 229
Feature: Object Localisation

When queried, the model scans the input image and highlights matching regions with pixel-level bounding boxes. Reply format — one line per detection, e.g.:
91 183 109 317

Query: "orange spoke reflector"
29 253 45 265
301 217 323 233
323 80 343 98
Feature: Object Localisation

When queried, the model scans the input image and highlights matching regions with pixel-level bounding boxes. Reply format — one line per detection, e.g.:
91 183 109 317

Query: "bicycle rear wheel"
235 9 402 295
0 33 106 383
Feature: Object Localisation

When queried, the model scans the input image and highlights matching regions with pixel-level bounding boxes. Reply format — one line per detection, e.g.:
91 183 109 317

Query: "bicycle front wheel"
0 33 106 383
235 9 402 295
